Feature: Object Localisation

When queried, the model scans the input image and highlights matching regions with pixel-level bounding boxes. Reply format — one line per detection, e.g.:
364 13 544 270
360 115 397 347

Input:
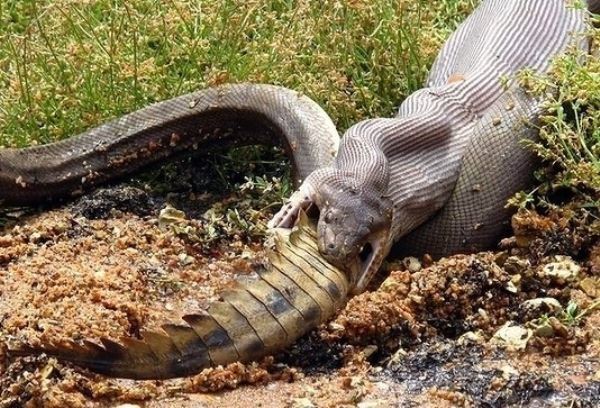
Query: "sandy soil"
0 168 598 407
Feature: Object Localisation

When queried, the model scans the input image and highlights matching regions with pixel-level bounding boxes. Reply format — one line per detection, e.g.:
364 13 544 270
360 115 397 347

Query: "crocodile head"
315 179 393 295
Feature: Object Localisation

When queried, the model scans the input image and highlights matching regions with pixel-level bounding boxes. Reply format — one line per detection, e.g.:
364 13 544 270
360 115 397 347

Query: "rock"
402 256 421 272
547 316 569 338
178 253 195 265
457 331 485 345
29 231 43 244
292 398 315 408
493 251 509 266
503 256 530 274
505 273 522 293
40 361 58 380
499 364 519 380
386 348 407 368
358 402 384 408
158 205 188 230
528 316 570 338
520 297 563 315
362 345 378 358
580 277 599 297
532 322 555 338
505 280 519 293
492 322 532 350
541 256 580 281
93 268 106 280
303 386 317 396
328 322 345 332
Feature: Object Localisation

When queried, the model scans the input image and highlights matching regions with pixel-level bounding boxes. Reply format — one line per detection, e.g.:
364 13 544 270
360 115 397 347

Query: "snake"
2 0 597 378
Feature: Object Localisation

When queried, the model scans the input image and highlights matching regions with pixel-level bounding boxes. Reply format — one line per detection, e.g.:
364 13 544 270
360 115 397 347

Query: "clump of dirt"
511 207 599 262
71 186 156 220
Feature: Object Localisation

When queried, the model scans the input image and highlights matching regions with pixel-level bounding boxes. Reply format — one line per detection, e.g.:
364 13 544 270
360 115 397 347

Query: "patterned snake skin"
0 84 340 203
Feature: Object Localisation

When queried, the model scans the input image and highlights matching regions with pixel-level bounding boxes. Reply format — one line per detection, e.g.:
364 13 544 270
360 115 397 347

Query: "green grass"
0 0 597 215
0 0 476 148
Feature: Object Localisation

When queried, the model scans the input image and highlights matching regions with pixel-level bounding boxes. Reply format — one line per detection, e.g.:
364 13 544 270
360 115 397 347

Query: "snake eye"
359 242 373 263
324 211 333 223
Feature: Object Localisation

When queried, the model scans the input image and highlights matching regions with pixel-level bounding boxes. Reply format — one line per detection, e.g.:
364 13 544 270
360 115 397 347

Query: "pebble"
499 364 519 380
158 205 187 230
178 253 195 265
532 321 555 338
386 348 407 368
328 322 345 332
541 256 580 281
292 398 315 408
362 345 378 358
358 401 383 408
492 322 532 350
457 330 485 345
93 268 106 280
505 280 519 293
402 256 422 273
520 297 563 315
503 256 530 274
580 277 599 297
29 231 43 243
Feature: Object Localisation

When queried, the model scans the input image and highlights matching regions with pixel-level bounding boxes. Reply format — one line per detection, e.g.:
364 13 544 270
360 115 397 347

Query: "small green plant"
559 299 600 327
561 301 583 326
510 25 600 211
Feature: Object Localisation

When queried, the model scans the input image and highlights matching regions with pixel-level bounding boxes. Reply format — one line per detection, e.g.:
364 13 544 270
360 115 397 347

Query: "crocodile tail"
9 214 349 379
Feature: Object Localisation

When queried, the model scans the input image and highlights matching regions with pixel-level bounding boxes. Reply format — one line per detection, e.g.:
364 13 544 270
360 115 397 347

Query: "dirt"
0 158 599 407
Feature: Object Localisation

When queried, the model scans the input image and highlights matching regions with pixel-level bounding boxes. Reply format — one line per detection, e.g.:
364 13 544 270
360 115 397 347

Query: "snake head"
315 180 393 295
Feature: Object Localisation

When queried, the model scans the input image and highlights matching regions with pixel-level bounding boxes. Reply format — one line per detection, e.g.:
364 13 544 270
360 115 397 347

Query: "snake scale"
2 0 597 378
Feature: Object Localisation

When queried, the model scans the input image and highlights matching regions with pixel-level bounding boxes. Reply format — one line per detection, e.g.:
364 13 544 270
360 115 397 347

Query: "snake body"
0 84 339 203
272 0 594 292
2 0 597 379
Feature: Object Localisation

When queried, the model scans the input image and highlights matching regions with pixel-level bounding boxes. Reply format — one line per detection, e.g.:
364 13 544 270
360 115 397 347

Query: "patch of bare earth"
1 183 598 407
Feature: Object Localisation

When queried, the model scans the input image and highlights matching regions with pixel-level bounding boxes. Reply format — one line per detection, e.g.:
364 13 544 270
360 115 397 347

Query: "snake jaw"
352 228 391 295
319 226 390 295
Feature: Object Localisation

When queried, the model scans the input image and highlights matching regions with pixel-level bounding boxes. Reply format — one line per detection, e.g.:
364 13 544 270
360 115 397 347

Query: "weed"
509 25 600 212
